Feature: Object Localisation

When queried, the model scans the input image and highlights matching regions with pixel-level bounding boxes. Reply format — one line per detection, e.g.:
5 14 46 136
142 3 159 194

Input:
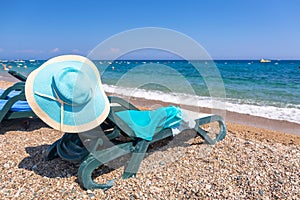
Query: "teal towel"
116 106 182 141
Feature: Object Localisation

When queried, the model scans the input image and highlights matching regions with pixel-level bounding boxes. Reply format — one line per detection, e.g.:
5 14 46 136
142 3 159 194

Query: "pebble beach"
0 80 299 199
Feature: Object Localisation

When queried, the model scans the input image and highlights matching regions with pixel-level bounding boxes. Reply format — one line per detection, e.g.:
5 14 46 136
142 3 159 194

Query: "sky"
0 0 300 60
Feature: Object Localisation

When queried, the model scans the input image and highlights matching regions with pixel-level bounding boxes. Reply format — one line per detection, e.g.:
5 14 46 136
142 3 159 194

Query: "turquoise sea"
1 59 299 124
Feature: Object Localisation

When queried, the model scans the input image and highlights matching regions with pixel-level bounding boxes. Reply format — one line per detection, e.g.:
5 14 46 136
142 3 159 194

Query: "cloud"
15 49 45 54
0 48 3 52
51 48 60 53
110 47 120 53
88 48 122 60
71 49 81 53
16 49 36 53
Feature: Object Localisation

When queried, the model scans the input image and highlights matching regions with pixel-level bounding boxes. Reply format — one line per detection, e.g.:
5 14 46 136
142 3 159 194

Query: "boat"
260 59 271 63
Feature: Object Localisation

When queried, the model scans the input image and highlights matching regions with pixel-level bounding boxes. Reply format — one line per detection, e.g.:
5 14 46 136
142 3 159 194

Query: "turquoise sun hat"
25 55 110 133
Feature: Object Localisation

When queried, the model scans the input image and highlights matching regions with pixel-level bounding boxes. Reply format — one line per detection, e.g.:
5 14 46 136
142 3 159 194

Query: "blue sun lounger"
0 88 22 99
0 70 27 99
0 82 35 123
46 96 226 190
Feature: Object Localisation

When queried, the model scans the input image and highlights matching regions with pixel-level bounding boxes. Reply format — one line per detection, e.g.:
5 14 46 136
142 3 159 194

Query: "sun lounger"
25 55 226 190
0 70 28 98
0 82 25 99
0 89 21 99
46 96 226 190
0 82 35 123
0 82 24 99
0 70 27 98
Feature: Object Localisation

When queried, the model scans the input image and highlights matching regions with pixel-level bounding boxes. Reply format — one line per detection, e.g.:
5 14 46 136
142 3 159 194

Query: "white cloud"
15 49 45 54
71 49 81 53
51 48 60 53
110 47 120 53
88 48 122 60
16 49 36 53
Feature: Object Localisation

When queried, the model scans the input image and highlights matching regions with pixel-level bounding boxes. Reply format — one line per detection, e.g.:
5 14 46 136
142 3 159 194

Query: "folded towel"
116 106 182 141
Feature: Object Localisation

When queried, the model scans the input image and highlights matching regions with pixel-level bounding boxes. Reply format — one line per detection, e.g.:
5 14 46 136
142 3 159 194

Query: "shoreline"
1 80 299 136
107 93 300 136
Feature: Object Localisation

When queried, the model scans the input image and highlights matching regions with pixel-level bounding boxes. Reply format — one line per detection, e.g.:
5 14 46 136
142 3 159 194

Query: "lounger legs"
77 139 151 190
122 140 150 179
46 114 227 190
78 142 134 190
194 115 226 145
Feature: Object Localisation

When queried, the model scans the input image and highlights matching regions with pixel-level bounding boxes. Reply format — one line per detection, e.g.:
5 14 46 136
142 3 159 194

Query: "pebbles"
0 119 299 199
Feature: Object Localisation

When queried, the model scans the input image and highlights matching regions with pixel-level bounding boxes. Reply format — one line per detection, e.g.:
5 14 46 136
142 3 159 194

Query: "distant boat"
260 59 271 63
29 59 35 62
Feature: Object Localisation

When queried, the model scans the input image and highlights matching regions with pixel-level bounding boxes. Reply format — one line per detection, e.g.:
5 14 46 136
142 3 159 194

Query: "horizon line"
1 58 300 61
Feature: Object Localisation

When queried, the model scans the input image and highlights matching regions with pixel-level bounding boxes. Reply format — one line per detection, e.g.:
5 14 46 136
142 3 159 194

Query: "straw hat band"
34 84 83 131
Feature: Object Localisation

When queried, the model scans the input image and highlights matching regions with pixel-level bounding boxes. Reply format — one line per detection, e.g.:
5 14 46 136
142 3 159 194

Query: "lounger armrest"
194 115 227 145
108 96 140 110
8 70 27 82
0 82 25 99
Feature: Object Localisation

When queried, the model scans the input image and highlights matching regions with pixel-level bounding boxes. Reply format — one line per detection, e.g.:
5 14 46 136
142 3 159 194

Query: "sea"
1 59 299 124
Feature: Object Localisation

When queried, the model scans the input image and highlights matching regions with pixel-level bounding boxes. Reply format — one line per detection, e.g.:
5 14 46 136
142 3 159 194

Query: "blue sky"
0 0 299 60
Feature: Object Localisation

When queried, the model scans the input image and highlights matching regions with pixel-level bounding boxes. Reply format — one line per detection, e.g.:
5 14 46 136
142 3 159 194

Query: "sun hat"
25 55 110 133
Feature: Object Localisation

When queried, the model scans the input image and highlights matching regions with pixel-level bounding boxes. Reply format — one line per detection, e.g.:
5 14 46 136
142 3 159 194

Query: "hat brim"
25 55 110 133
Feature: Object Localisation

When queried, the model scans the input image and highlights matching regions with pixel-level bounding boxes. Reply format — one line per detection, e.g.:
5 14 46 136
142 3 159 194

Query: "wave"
103 84 300 124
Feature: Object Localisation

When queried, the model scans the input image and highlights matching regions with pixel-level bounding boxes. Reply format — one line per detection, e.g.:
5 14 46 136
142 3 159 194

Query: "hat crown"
52 67 92 105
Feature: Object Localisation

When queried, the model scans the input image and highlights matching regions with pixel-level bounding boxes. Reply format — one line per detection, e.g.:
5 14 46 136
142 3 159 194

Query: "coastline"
107 93 300 136
0 80 299 198
1 79 299 136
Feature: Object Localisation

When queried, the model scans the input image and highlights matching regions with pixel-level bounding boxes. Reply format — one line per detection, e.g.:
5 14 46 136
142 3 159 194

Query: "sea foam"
103 84 300 124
